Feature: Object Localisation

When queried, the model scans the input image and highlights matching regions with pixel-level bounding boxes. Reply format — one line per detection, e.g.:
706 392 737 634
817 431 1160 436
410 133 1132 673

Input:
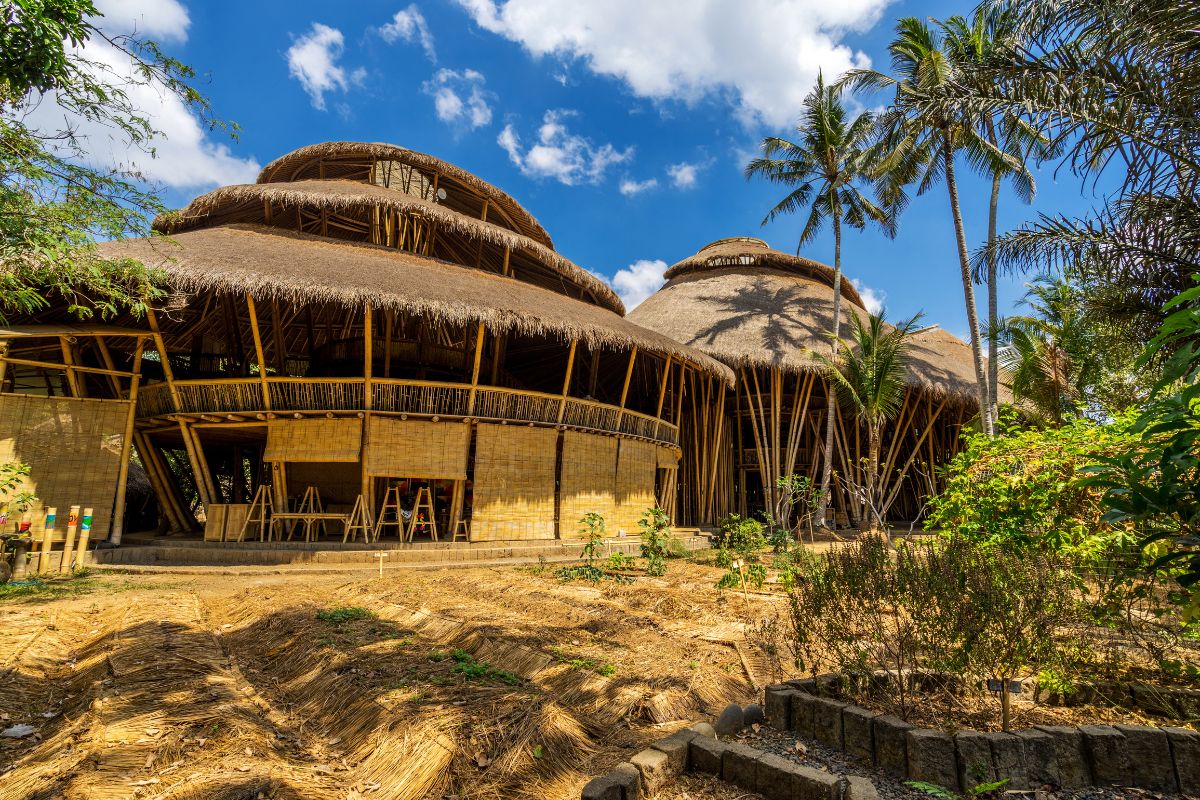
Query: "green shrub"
715 514 768 590
316 607 374 625
638 507 674 576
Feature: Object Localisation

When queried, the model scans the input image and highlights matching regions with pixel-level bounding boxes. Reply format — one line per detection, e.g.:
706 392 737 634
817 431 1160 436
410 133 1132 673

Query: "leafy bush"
556 512 609 583
638 507 674 576
715 514 769 590
927 414 1138 560
316 607 374 625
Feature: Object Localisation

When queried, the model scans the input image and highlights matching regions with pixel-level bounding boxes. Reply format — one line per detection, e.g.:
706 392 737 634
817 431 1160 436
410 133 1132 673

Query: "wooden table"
271 511 351 542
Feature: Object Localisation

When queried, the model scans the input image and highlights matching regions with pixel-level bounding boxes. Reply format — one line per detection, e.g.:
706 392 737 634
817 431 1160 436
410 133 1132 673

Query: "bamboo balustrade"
135 376 680 447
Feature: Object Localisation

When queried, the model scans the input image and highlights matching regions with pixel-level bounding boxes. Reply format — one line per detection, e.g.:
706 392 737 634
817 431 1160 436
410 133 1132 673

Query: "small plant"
607 551 632 570
715 514 768 590
427 649 447 662
638 507 674 577
556 512 615 583
907 778 1010 800
316 607 374 625
777 474 826 541
448 647 523 684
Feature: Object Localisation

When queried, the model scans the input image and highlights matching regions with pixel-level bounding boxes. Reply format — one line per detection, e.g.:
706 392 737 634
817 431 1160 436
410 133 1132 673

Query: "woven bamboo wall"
656 446 680 468
288 462 362 505
263 419 362 462
0 394 129 540
366 417 469 479
613 438 657 535
558 431 617 538
470 423 557 541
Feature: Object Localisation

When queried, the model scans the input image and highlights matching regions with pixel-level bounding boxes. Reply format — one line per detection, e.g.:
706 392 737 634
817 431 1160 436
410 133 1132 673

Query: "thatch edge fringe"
257 141 553 249
155 180 624 315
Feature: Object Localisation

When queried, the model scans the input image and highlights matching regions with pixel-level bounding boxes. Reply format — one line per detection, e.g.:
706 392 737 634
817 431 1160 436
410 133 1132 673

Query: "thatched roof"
258 141 553 249
626 263 980 402
153 179 623 315
97 224 733 384
664 237 864 306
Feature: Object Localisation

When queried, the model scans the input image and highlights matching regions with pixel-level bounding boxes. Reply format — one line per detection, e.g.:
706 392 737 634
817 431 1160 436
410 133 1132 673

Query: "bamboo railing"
136 377 679 446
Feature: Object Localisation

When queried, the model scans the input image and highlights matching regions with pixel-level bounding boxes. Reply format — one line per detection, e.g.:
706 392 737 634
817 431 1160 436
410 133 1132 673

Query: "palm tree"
998 277 1099 425
745 71 896 530
840 18 1012 437
940 9 1053 429
815 310 922 533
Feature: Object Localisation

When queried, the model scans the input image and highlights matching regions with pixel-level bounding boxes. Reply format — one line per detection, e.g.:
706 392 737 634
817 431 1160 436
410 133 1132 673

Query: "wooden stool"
406 485 437 542
452 519 469 542
374 484 406 541
239 485 274 542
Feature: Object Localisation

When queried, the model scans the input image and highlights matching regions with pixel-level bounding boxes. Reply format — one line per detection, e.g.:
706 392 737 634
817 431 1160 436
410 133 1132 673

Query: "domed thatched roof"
258 141 552 248
627 238 982 402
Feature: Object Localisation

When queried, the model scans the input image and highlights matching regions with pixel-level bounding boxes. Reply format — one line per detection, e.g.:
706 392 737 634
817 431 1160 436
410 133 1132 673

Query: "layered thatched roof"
153 179 623 315
98 225 733 384
258 141 553 249
664 237 864 306
627 260 981 402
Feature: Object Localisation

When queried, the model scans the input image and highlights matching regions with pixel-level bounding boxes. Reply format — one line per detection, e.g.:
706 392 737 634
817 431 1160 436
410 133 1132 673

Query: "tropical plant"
0 461 36 524
1 0 235 322
776 473 825 541
815 310 922 531
715 513 768 590
840 19 1012 436
638 506 673 577
745 71 896 529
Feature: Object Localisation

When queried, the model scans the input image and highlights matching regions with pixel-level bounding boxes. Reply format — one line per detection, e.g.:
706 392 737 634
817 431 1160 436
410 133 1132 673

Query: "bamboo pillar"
556 340 577 423
178 420 213 509
109 337 147 545
466 322 485 415
363 304 373 410
146 307 180 411
246 294 271 409
58 336 81 397
616 346 638 430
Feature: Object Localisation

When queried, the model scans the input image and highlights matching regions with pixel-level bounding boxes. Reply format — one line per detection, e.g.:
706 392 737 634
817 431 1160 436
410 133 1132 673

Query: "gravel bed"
734 726 1188 800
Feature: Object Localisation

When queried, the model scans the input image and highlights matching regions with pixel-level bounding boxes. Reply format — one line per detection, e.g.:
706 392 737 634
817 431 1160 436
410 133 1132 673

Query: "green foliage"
907 778 1009 800
449 648 521 685
927 413 1139 560
606 551 632 571
1 0 237 323
638 506 673 577
551 648 617 677
315 607 374 625
577 512 606 564
1088 279 1200 606
0 461 36 520
776 474 826 538
715 513 768 590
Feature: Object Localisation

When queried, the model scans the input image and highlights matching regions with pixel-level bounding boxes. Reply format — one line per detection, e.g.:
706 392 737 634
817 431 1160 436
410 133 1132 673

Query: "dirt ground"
0 554 1184 800
0 558 775 800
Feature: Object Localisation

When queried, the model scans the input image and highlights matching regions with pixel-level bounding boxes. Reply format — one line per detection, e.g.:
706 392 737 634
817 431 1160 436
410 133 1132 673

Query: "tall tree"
1 0 233 320
940 9 1051 428
815 310 922 533
745 71 895 530
841 18 1015 436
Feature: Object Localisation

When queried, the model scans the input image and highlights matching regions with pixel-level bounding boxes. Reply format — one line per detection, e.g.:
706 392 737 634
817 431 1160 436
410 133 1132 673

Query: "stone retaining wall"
765 681 1200 795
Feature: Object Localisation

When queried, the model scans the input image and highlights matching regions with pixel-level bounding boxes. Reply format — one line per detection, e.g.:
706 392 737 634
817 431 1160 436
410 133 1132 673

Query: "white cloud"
379 5 437 61
454 0 886 127
498 110 633 185
423 69 493 129
619 177 658 196
610 259 667 309
20 3 259 190
850 278 885 315
286 23 365 110
93 0 189 42
667 161 702 188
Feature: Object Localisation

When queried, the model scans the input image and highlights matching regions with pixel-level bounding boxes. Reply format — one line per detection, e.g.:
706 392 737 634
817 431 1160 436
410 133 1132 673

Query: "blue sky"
70 0 1111 339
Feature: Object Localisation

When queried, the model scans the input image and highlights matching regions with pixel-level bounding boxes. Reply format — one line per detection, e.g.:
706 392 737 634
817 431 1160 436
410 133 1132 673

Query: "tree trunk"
868 423 882 533
815 210 843 530
1000 679 1012 731
942 131 993 436
987 170 1001 429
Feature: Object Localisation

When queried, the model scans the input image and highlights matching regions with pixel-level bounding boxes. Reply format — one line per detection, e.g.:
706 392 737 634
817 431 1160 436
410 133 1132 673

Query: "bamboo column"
556 340 577 423
109 336 147 545
466 322 485 415
146 307 180 411
246 294 271 409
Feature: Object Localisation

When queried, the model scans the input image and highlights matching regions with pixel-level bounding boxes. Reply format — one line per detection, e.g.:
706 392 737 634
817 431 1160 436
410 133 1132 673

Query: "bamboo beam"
58 336 82 397
109 337 147 545
0 356 136 378
466 322 485 416
94 336 123 397
271 300 287 374
246 294 271 409
557 340 578 423
363 304 374 410
146 307 180 411
178 420 212 509
655 355 673 419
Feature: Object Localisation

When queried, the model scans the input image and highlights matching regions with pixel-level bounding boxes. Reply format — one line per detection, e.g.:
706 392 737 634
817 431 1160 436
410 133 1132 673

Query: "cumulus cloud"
379 5 437 61
498 110 633 185
666 161 702 189
21 0 259 190
610 259 667 309
423 69 493 129
454 0 886 127
286 23 366 110
93 0 189 41
850 278 885 315
619 177 658 196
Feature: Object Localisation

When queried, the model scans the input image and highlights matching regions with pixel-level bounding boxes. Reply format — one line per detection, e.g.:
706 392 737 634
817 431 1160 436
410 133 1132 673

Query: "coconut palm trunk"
867 421 882 532
941 130 994 435
987 170 1001 425
815 206 843 529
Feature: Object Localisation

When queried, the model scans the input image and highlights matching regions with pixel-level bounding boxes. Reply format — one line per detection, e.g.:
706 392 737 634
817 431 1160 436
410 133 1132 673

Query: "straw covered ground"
0 559 775 800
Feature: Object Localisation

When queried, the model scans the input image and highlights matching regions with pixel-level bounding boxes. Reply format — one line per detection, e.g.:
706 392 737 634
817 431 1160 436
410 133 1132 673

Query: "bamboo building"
627 237 983 528
0 142 733 546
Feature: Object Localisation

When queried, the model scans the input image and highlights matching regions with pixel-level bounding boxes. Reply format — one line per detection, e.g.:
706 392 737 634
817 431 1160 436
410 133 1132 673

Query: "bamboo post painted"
109 336 146 545
246 294 271 409
59 506 80 575
37 508 55 575
556 340 577 423
74 508 93 570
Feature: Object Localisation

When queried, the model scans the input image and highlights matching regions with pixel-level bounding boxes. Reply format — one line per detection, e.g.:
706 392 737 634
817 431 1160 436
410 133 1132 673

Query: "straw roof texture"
257 141 552 249
627 265 980 402
664 237 864 306
153 179 623 315
97 224 733 383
